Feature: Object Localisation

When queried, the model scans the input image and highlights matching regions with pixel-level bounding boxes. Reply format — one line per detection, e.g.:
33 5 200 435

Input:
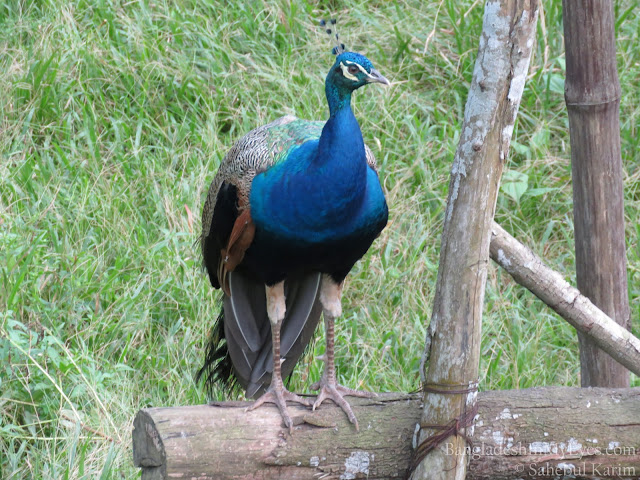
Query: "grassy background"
1 0 639 478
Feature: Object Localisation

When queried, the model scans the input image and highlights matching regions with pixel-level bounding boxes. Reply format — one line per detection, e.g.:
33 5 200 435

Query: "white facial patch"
340 60 372 82
344 60 368 73
339 62 359 81
341 60 377 83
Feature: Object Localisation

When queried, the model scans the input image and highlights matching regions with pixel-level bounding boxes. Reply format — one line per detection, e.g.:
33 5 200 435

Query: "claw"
311 382 376 431
247 387 311 433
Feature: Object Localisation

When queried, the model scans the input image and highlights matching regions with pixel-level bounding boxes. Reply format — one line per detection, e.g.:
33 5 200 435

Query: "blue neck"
249 77 370 242
325 79 352 115
314 79 366 168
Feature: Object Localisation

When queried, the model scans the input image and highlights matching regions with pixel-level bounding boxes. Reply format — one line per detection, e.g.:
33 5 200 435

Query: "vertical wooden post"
563 0 631 388
410 2 538 479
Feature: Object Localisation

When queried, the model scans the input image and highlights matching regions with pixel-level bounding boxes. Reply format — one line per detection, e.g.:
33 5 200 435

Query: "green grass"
1 0 639 478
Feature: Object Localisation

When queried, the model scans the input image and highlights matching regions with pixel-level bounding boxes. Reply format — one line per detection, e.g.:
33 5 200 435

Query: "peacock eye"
348 65 359 75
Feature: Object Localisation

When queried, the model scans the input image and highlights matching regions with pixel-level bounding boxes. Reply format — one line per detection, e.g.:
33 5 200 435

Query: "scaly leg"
247 281 311 432
311 275 376 430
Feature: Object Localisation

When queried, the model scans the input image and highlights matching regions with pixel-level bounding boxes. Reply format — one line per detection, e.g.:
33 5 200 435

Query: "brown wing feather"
219 208 255 295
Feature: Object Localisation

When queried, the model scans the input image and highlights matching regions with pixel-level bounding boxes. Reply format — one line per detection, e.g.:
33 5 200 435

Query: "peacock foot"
247 385 312 433
310 380 376 431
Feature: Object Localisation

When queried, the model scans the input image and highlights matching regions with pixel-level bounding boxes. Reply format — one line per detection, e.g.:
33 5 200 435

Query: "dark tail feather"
196 307 239 398
198 270 322 400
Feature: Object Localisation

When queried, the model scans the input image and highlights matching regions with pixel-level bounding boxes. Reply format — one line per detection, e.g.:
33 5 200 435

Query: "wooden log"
489 222 640 377
132 387 640 480
563 0 631 387
412 2 538 478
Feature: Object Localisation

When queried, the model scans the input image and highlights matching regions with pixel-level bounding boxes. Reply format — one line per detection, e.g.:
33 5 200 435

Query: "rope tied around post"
406 381 479 479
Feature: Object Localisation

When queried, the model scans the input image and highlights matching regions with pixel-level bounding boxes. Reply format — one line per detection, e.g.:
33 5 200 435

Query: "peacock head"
319 19 389 95
328 52 390 92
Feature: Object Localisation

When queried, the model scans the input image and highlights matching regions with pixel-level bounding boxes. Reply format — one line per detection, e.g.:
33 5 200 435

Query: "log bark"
489 222 640 377
563 0 630 387
132 387 640 480
413 2 538 478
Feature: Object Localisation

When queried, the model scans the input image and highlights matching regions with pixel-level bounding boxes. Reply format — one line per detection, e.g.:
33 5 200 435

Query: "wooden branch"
489 222 640 377
413 2 538 478
563 0 631 387
132 387 640 480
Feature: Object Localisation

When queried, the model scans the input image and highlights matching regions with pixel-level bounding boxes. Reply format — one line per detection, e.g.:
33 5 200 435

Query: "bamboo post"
410 2 539 479
563 1 631 387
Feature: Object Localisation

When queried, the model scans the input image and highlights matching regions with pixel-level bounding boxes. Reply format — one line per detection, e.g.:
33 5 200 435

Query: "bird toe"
311 382 374 430
247 386 311 433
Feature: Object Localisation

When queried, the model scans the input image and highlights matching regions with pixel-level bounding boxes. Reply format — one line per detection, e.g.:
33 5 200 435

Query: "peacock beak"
367 68 390 86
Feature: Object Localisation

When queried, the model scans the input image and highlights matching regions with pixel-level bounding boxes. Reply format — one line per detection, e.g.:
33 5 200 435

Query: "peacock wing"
201 116 324 287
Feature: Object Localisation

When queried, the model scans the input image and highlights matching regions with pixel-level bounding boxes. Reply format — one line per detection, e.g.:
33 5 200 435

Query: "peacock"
197 26 389 432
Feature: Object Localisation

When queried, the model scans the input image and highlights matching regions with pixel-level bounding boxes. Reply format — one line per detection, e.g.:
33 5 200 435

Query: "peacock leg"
247 281 311 432
311 275 376 430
